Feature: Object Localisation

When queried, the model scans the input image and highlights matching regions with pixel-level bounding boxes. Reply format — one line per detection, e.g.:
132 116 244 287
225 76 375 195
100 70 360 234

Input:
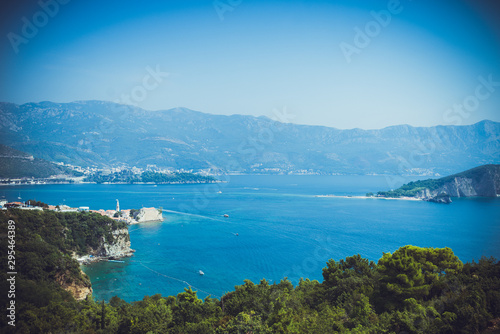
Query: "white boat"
199 270 205 275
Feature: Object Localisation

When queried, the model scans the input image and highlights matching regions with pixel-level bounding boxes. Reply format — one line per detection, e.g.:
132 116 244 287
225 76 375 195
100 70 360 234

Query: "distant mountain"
1 101 499 175
376 164 500 203
0 144 70 178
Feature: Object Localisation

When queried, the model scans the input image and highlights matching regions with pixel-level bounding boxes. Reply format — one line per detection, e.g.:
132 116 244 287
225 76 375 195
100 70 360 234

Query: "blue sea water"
3 175 500 302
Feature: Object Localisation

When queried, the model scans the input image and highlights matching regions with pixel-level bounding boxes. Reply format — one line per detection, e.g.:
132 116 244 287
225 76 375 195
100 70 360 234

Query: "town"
0 198 163 225
0 163 220 185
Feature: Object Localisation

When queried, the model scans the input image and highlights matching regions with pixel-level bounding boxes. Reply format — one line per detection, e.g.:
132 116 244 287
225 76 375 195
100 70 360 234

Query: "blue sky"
1 0 499 129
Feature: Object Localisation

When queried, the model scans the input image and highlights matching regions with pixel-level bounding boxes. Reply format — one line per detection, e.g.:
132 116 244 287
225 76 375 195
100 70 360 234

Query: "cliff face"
416 165 500 202
55 269 93 301
88 228 134 259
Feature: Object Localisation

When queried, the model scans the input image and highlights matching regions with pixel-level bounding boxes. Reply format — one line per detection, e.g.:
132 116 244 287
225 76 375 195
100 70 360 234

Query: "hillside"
377 164 500 202
1 101 499 175
0 209 131 303
1 213 499 334
0 144 71 178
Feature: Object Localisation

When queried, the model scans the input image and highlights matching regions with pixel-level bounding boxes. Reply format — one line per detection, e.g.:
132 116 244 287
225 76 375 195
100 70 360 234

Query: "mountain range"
1 101 499 175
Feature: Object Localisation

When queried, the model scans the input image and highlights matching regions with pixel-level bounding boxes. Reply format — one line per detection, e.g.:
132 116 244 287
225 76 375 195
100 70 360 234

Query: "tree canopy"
1 209 499 333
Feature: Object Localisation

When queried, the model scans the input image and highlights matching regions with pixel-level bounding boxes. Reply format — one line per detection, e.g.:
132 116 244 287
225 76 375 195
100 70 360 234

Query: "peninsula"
2 199 164 225
374 164 500 203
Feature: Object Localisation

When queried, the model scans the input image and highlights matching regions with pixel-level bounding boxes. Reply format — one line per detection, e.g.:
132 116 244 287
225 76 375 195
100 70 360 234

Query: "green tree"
377 245 463 310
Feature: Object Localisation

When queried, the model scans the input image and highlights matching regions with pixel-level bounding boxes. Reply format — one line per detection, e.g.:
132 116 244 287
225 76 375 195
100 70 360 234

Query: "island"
374 164 500 203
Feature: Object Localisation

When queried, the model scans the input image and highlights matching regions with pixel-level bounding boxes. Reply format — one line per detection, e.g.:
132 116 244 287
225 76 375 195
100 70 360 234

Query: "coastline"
0 180 225 186
75 250 135 265
315 194 422 201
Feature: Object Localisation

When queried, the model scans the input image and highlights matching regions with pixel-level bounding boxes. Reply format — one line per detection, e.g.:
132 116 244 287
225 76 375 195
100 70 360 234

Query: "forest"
84 171 217 184
1 209 499 333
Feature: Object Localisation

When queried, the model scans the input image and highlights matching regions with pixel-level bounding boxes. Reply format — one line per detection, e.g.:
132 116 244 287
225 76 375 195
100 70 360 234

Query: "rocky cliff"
56 269 93 301
378 164 500 203
83 228 134 260
135 207 164 223
416 165 500 201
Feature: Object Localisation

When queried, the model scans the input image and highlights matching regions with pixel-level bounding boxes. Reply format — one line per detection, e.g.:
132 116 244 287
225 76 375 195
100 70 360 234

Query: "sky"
1 0 499 129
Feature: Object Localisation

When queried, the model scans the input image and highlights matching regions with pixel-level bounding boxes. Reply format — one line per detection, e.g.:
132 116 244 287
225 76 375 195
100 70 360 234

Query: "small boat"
199 270 205 275
108 259 125 263
224 214 229 218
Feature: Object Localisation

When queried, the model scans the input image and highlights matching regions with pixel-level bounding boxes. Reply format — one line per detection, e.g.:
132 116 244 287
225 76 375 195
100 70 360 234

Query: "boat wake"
136 260 220 299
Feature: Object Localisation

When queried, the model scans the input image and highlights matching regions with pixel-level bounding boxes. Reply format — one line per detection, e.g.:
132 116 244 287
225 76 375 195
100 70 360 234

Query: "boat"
199 270 205 275
108 259 125 263
224 214 229 218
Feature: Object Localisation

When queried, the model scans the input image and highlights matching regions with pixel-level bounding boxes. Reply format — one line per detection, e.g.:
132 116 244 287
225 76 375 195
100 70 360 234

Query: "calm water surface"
3 175 499 301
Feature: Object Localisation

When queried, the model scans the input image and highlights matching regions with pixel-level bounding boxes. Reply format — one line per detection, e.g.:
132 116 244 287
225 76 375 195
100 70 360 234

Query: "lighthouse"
116 199 120 212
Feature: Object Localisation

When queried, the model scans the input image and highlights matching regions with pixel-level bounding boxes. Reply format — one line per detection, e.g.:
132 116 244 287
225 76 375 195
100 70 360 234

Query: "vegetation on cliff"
0 209 128 308
1 209 499 333
376 164 500 198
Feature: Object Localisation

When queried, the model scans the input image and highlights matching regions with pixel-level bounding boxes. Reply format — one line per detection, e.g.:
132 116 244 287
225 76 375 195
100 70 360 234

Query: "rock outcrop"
55 269 93 301
77 228 134 263
415 165 500 203
378 164 500 204
421 191 452 204
417 165 500 198
135 207 163 223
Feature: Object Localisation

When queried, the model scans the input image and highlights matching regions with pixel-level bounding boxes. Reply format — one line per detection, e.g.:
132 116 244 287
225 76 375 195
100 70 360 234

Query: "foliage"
25 199 49 208
376 245 463 310
1 211 498 334
377 164 500 198
84 170 217 184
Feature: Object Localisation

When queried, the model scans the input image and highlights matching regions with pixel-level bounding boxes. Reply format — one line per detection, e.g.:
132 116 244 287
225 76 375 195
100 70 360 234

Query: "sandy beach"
315 195 422 201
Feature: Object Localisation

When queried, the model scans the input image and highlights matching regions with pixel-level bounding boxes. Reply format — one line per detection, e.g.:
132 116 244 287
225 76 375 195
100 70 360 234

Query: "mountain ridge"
1 100 499 175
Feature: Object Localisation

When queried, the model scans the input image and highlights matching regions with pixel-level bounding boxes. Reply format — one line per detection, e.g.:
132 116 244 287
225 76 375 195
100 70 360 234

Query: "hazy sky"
1 0 499 129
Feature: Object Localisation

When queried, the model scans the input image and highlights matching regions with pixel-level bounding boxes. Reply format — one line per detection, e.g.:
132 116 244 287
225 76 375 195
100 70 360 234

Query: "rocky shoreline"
73 228 135 265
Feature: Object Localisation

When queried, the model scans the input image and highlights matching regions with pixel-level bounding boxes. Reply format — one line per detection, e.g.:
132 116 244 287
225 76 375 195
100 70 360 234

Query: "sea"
3 175 500 302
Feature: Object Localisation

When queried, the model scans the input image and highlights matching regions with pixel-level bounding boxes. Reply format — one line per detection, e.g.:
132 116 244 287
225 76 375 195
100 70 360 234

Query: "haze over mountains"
0 101 499 176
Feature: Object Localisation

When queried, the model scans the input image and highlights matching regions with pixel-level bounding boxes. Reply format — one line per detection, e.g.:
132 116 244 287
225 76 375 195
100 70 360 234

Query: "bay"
2 175 499 302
